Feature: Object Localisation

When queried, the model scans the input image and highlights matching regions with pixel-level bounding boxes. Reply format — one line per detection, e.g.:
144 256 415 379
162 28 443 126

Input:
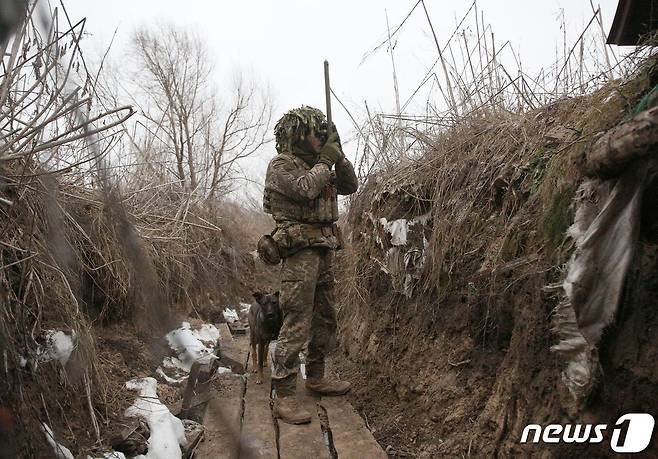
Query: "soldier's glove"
317 131 344 168
327 122 343 149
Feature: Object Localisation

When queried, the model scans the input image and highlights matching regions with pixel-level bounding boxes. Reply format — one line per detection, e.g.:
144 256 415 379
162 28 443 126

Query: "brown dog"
248 291 282 384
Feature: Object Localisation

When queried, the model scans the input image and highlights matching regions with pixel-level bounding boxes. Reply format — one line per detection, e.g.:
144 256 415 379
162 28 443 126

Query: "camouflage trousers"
270 247 337 386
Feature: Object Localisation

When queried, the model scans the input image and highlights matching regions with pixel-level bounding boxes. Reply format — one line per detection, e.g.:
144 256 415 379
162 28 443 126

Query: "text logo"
520 413 654 453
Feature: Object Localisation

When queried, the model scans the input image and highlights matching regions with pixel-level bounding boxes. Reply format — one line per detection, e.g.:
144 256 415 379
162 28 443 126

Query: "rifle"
324 60 332 129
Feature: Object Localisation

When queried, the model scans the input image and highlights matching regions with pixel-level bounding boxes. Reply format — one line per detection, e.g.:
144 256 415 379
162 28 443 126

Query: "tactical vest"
263 155 339 224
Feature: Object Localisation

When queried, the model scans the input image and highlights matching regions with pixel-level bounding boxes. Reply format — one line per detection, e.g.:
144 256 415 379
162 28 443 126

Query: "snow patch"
42 423 74 459
156 367 187 385
87 453 127 459
125 377 186 459
190 323 220 343
157 321 229 384
216 366 232 376
387 219 408 246
378 213 430 247
164 322 218 372
222 308 239 323
39 330 76 366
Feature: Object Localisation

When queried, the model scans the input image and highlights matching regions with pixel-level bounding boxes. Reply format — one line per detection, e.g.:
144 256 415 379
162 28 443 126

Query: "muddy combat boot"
305 376 351 396
272 374 311 425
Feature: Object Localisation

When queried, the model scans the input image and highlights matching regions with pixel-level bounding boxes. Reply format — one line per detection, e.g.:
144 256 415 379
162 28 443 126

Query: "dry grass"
342 49 657 327
0 4 270 455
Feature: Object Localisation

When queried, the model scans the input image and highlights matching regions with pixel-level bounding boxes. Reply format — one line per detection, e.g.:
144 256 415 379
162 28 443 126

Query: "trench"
237 343 340 458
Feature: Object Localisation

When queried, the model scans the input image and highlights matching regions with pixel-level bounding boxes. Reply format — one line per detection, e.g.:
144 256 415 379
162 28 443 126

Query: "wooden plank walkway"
321 397 387 459
239 360 277 457
195 331 385 458
277 376 329 459
195 324 245 459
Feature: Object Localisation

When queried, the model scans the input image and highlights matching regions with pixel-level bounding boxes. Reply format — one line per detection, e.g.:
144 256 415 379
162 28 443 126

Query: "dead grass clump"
337 44 658 458
347 66 654 312
0 160 266 455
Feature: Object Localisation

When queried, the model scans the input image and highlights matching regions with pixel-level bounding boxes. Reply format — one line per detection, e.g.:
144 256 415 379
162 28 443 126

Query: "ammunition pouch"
273 222 344 258
257 233 282 265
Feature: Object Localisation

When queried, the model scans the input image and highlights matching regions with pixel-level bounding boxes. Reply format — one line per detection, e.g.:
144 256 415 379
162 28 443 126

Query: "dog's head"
253 291 281 329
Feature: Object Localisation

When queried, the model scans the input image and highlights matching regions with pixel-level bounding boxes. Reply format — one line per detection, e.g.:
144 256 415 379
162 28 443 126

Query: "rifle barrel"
324 60 332 126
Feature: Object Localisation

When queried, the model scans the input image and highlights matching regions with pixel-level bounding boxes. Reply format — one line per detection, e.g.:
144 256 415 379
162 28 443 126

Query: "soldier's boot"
305 364 350 395
273 397 312 425
305 376 351 396
272 374 311 425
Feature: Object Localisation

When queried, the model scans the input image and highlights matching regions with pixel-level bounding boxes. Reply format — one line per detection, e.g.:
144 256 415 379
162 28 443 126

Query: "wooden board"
320 396 387 459
239 357 278 457
194 332 247 459
195 374 243 458
277 376 329 459
218 323 233 342
195 334 384 459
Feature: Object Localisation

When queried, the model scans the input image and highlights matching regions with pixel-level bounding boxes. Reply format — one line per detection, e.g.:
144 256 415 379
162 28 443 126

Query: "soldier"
262 106 358 425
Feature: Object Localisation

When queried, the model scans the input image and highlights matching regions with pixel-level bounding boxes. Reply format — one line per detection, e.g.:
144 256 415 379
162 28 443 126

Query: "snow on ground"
164 322 218 372
125 377 187 459
42 330 75 365
158 321 231 384
380 217 408 246
42 423 74 459
216 366 232 376
87 453 127 459
222 308 239 323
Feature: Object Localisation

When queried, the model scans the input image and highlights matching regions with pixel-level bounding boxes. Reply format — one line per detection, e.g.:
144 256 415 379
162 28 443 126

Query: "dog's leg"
263 340 269 367
251 342 258 374
256 341 265 384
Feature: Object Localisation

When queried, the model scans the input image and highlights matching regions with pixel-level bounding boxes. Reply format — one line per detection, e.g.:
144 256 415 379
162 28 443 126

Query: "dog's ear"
253 291 264 304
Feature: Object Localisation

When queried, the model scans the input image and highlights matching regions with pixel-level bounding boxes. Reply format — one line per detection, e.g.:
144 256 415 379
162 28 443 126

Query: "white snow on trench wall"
42 423 74 459
24 330 76 370
158 321 231 384
125 377 187 459
371 213 431 298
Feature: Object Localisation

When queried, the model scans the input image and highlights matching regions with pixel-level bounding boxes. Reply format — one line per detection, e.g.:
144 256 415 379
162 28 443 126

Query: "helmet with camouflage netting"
274 106 326 154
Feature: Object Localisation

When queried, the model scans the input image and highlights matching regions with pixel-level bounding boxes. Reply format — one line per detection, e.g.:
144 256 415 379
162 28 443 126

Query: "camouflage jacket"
263 150 358 254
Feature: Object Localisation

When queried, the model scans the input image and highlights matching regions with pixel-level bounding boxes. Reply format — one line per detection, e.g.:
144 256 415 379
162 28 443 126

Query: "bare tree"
129 24 271 197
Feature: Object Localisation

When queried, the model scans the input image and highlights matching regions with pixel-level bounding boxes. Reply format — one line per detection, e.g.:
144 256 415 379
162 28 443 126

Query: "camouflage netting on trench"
340 55 658 424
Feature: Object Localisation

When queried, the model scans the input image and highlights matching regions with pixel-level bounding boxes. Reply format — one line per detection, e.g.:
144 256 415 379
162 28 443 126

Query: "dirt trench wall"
0 176 267 455
334 68 658 457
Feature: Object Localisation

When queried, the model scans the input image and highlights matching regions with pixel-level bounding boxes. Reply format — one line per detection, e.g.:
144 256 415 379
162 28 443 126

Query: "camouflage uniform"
263 106 358 396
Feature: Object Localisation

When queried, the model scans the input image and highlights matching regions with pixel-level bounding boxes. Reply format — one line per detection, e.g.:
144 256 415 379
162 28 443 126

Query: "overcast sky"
62 0 624 198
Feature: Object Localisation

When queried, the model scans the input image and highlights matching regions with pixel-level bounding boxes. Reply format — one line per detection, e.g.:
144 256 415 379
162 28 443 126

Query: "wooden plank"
195 335 248 459
278 376 329 459
239 350 278 457
320 397 387 459
195 377 242 459
180 361 202 419
218 323 233 342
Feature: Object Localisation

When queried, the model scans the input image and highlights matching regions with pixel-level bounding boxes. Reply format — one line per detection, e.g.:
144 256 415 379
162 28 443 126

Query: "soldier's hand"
318 133 343 168
327 122 343 148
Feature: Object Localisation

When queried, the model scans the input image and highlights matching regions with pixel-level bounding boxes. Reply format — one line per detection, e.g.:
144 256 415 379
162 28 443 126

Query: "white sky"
62 0 624 198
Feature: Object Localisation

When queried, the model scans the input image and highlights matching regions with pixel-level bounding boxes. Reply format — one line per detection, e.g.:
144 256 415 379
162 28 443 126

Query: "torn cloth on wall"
368 213 431 298
552 163 648 402
565 163 647 344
